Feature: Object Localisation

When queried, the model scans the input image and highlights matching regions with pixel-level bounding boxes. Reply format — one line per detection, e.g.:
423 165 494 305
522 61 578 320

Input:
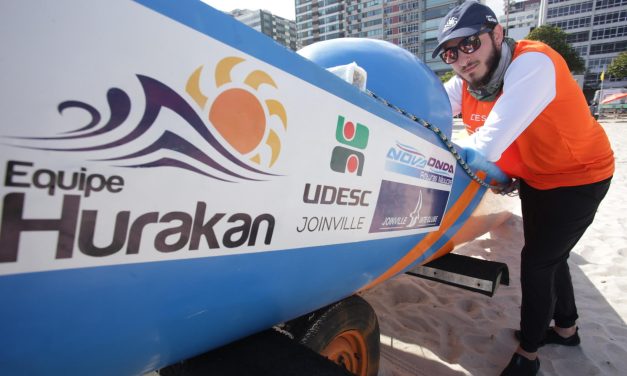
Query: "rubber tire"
295 295 380 376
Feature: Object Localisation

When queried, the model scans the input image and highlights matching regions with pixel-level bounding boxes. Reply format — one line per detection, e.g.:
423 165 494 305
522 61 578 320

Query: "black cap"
431 1 498 58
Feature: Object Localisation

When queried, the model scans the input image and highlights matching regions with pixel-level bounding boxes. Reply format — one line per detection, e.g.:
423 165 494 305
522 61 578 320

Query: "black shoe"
544 327 580 346
500 353 540 376
514 327 580 347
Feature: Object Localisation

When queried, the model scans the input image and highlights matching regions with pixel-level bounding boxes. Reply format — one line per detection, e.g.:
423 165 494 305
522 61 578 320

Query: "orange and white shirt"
445 40 614 190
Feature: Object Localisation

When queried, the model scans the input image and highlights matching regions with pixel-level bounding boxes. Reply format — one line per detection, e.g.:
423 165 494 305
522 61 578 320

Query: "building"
295 0 466 75
421 0 467 74
499 0 541 40
498 0 626 91
231 9 299 50
541 0 627 90
296 0 625 89
296 0 345 46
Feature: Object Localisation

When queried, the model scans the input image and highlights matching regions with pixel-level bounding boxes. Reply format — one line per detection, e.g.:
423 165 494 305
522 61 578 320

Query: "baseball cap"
431 1 498 58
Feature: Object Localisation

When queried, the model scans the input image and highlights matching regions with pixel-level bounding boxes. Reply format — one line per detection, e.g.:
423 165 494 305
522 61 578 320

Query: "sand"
363 118 627 376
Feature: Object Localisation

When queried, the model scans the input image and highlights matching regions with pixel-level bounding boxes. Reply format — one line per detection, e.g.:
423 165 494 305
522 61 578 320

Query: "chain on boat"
365 89 515 194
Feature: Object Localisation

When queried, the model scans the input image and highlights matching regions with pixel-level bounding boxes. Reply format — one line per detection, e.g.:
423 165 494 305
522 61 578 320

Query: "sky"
202 0 506 21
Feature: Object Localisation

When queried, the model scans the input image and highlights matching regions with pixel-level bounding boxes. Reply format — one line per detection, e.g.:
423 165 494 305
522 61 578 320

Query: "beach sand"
363 119 627 375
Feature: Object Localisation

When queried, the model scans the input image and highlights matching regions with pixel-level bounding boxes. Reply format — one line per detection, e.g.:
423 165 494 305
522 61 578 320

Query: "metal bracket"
406 253 509 297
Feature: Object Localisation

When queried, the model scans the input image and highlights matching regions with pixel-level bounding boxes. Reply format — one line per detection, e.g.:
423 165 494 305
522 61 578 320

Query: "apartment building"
497 0 625 90
296 0 345 45
499 0 541 40
295 0 465 75
296 0 625 88
231 9 299 50
542 0 627 89
421 0 466 74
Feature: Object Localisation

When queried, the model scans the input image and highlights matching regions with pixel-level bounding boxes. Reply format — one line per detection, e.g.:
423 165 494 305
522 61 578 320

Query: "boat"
0 1 511 375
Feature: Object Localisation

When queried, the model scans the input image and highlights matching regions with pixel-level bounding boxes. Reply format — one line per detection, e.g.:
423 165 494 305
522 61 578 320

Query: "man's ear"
493 24 505 44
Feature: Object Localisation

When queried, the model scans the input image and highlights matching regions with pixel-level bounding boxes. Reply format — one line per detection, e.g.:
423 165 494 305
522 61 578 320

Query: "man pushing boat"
433 1 615 374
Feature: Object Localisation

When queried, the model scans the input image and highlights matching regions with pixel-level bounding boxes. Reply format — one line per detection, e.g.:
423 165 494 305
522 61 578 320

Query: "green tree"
607 51 627 79
525 25 585 73
439 70 456 83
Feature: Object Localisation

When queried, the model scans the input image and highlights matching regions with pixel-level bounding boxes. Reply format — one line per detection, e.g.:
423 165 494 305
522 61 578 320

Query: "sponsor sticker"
330 115 369 176
369 180 449 233
385 142 454 186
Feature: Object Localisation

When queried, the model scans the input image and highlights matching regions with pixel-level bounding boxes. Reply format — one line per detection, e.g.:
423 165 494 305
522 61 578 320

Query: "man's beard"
467 35 500 89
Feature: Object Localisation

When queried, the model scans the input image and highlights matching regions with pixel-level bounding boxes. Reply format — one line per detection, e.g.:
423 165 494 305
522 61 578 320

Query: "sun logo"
185 57 287 168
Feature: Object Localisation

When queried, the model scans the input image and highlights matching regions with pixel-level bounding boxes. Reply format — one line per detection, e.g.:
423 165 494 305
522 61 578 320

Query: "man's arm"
444 74 463 116
463 52 557 162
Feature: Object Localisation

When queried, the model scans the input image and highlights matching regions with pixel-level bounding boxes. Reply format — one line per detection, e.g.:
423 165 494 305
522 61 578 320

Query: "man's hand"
462 147 510 185
491 178 519 196
456 145 518 195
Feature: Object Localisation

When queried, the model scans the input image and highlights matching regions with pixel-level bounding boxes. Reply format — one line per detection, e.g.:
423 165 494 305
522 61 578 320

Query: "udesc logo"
330 115 369 176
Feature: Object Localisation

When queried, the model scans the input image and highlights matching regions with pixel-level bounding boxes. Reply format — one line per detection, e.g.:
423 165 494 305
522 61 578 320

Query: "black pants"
518 177 611 353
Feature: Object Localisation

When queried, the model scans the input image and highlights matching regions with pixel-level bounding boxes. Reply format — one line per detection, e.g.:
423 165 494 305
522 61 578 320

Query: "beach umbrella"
601 92 627 104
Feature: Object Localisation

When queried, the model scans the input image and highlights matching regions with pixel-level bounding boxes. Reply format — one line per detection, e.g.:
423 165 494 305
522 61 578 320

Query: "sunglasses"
439 28 493 64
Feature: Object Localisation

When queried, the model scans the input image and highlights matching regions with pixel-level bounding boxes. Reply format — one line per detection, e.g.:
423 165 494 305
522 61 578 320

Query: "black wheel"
287 295 380 376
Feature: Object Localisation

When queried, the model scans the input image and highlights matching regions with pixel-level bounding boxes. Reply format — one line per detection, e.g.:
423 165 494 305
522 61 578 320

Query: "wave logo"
7 56 287 182
330 115 369 176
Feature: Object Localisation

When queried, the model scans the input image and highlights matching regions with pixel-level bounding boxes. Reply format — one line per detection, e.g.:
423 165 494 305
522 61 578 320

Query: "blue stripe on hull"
1 235 418 375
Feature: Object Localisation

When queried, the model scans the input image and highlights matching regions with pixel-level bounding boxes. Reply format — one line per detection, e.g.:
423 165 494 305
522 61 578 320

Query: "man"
432 1 615 375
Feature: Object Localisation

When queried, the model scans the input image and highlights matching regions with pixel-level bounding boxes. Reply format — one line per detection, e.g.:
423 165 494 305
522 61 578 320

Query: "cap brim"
431 25 484 59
